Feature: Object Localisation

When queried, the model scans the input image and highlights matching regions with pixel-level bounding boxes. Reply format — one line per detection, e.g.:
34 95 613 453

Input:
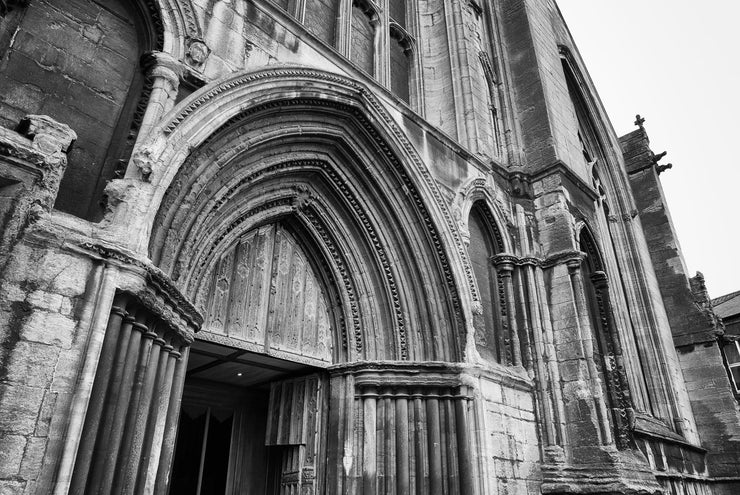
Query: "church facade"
0 0 737 494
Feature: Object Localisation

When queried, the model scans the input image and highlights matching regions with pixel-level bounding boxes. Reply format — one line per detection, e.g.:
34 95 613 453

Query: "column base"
542 446 663 494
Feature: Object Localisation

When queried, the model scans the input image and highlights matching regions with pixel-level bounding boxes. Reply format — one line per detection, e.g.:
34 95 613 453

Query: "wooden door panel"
201 223 332 364
266 374 324 495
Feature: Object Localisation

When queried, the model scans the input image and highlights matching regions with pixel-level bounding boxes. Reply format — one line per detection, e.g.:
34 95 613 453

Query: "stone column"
492 254 522 366
540 251 614 462
522 261 565 448
336 0 353 57
566 256 614 447
126 51 181 181
64 262 201 495
591 270 635 449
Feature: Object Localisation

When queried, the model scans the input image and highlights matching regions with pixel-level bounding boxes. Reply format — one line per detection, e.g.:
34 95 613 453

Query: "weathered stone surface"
20 310 76 349
0 384 44 435
0 434 26 478
18 436 46 479
0 1 731 494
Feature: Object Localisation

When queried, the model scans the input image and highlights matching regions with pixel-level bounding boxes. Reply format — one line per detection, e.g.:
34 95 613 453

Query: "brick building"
0 0 737 494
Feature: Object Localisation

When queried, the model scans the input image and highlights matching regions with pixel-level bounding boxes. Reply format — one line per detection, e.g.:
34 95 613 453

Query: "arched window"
579 229 615 410
468 202 505 363
561 54 606 169
304 0 340 46
350 0 376 76
389 24 412 103
479 52 503 157
579 227 640 447
0 0 159 220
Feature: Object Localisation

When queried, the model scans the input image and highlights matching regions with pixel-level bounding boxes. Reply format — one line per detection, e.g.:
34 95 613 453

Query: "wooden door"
265 374 324 495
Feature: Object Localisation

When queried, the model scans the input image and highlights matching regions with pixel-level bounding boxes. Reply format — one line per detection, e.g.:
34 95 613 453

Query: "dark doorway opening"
169 340 323 495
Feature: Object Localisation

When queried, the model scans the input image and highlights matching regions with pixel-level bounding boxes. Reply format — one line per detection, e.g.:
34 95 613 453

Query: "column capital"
141 51 181 89
541 250 586 270
590 270 610 289
490 253 518 273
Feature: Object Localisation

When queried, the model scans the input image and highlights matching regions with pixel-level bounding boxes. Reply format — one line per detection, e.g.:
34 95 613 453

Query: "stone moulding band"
78 242 202 341
541 250 586 269
157 67 474 328
181 158 406 357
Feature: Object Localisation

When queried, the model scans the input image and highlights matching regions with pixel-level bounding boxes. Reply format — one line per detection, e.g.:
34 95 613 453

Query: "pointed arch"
467 200 507 363
130 67 476 363
577 223 637 448
453 175 512 254
576 221 605 273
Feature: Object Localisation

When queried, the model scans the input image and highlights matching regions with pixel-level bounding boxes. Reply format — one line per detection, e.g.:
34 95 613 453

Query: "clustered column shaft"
69 292 189 495
356 385 474 495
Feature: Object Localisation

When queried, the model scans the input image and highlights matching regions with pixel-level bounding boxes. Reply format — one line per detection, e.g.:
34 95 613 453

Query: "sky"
556 0 740 299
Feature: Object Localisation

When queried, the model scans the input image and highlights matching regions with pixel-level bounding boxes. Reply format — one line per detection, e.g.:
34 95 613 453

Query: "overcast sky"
556 0 740 299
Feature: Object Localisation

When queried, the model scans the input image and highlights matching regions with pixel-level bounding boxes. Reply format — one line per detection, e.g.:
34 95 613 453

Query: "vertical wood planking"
202 223 332 362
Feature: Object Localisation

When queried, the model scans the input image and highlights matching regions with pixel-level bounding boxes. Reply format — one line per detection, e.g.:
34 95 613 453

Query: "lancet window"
472 1 506 159
350 0 377 75
722 340 740 395
468 202 505 364
270 0 417 106
562 56 606 170
562 49 675 427
304 0 341 45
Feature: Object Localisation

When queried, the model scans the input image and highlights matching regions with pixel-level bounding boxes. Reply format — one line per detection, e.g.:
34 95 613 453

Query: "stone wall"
0 240 96 494
479 376 541 494
623 125 740 493
0 0 146 218
0 1 731 494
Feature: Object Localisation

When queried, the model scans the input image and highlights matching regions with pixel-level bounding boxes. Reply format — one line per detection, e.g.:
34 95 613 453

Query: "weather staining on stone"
0 1 736 495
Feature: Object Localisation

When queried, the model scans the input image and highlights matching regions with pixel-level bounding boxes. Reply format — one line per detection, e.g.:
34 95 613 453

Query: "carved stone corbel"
0 114 76 263
185 37 210 68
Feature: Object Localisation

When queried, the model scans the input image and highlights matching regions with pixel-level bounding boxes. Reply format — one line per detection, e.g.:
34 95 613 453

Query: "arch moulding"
452 174 513 251
103 66 482 359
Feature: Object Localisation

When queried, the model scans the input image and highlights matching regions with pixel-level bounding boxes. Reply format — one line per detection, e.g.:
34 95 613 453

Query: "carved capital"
542 250 586 270
590 270 609 289
79 242 203 343
142 51 181 90
490 253 517 275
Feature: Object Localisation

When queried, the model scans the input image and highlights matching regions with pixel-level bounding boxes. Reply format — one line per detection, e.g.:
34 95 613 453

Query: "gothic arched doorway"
169 222 334 494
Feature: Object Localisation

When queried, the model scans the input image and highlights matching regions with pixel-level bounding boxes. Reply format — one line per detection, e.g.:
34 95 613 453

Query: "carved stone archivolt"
137 68 474 333
146 78 468 362
453 174 513 303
